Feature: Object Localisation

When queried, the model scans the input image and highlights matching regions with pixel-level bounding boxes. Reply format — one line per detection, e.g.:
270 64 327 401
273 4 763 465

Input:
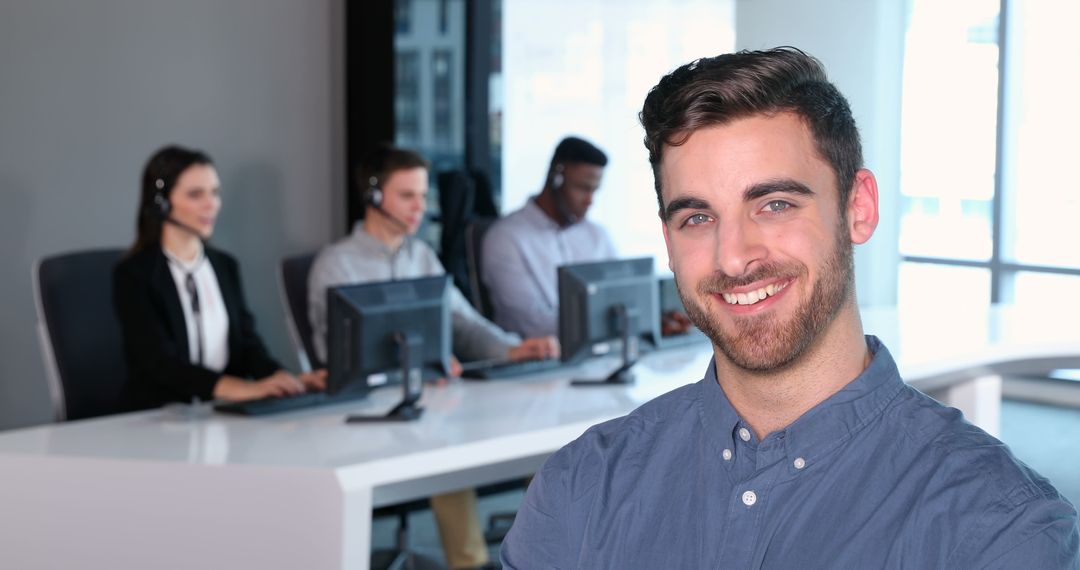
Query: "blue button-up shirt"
502 337 1079 569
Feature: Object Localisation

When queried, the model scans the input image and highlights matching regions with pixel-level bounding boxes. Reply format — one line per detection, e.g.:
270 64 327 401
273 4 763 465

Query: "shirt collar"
162 242 206 273
523 196 563 231
700 335 905 468
349 221 410 257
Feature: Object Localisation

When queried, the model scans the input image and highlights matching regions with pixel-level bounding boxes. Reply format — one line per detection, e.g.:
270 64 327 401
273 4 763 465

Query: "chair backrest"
278 252 322 371
465 217 497 319
33 248 129 421
438 169 477 300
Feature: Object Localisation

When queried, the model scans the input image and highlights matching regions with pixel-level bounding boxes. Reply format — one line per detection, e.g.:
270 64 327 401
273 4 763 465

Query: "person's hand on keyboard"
508 336 561 362
661 310 693 336
299 369 328 392
213 371 306 401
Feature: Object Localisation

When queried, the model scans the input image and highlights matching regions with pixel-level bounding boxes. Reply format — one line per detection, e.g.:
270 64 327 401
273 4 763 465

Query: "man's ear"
847 169 879 245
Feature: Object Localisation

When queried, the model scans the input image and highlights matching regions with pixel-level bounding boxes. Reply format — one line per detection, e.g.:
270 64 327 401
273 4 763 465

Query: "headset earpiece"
367 175 383 207
153 178 170 217
551 164 565 190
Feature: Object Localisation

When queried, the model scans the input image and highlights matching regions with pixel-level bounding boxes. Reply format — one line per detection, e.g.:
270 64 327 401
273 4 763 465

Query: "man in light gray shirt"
308 146 558 367
307 144 557 570
481 137 618 338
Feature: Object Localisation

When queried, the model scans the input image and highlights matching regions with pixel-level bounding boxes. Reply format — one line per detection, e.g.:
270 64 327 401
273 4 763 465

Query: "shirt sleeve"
449 283 521 361
481 220 557 338
307 247 357 364
500 445 577 569
413 240 520 361
950 485 1080 569
979 522 1080 569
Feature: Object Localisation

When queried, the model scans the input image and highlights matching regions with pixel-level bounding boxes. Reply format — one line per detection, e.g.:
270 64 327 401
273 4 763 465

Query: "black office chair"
278 252 323 371
277 253 443 570
438 170 478 301
33 248 130 421
464 217 498 320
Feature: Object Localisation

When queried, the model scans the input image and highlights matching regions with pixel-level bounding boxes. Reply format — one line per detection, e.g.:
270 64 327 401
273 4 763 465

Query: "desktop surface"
3 305 1079 569
0 345 711 470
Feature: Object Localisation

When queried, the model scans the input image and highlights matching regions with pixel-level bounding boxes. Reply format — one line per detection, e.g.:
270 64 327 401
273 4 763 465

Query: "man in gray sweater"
308 143 557 570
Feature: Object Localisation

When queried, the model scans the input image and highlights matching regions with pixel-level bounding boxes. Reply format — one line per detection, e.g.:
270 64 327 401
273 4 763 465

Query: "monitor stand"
572 304 639 387
347 332 425 422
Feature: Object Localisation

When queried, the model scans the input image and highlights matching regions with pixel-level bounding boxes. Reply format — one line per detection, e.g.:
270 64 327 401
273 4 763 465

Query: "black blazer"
113 246 281 409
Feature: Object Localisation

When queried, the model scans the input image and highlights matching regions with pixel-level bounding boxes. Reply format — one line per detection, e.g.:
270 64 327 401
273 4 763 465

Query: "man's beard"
676 225 854 373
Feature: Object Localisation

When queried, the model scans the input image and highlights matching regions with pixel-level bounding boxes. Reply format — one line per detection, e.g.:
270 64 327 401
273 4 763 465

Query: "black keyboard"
213 389 368 416
461 358 567 380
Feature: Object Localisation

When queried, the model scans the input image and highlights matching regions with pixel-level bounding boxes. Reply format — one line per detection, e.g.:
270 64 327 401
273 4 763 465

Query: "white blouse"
163 245 230 372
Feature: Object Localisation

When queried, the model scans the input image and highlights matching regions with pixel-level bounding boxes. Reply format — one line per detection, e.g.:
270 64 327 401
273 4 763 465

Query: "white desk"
1 305 1077 570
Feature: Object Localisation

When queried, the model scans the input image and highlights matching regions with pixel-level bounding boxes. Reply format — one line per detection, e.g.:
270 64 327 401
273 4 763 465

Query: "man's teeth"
721 282 788 306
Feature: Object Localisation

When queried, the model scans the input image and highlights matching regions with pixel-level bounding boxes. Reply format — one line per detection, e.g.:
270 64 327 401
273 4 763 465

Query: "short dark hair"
639 47 863 212
130 145 214 254
550 136 608 169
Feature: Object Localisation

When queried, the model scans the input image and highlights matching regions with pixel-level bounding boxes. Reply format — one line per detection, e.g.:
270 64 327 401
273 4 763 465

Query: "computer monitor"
558 257 659 385
657 275 708 347
326 275 452 421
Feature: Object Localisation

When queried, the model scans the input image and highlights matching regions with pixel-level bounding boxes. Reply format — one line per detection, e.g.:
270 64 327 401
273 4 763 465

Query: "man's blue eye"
686 214 711 226
765 200 791 213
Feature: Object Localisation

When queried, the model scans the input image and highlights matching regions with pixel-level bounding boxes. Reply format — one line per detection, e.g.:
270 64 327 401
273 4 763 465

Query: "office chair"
438 170 478 301
279 252 323 371
33 248 130 421
464 217 497 320
277 253 443 570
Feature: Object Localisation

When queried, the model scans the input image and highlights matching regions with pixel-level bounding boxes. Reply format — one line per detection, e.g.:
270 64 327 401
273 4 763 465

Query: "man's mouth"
719 280 790 306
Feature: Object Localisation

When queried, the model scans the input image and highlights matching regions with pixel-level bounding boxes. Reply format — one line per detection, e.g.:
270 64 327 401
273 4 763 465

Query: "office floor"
372 397 1080 568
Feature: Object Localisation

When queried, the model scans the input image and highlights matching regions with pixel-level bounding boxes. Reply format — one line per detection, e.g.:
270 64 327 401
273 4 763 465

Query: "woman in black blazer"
114 145 325 409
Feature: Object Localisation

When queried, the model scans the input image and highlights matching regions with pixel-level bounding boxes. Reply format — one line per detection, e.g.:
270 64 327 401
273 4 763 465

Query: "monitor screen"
326 275 452 398
558 257 659 364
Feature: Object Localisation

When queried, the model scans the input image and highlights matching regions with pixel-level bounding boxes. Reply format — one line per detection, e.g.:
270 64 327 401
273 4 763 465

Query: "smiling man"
500 48 1079 569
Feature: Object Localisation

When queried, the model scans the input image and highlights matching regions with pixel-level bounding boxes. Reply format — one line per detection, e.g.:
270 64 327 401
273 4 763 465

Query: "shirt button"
742 490 757 506
738 427 751 442
794 457 806 470
722 448 733 461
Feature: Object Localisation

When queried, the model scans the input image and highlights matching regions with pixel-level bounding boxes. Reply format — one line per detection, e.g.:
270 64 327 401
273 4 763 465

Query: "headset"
152 177 171 218
551 163 564 191
366 175 383 208
363 166 411 234
150 175 206 238
549 163 580 226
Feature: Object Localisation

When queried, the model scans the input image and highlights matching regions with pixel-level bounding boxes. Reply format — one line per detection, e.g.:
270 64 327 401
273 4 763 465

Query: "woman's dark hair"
639 47 863 213
129 145 214 254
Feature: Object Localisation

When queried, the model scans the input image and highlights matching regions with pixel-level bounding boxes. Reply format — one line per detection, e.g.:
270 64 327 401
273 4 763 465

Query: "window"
500 0 736 272
899 0 1080 312
432 49 453 146
395 51 420 146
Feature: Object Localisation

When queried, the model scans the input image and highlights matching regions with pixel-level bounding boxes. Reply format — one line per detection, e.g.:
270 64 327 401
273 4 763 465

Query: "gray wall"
0 0 345 430
736 0 906 307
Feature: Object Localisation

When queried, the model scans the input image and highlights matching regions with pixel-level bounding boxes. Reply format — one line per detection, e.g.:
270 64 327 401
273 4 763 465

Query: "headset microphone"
154 177 207 239
366 174 414 234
